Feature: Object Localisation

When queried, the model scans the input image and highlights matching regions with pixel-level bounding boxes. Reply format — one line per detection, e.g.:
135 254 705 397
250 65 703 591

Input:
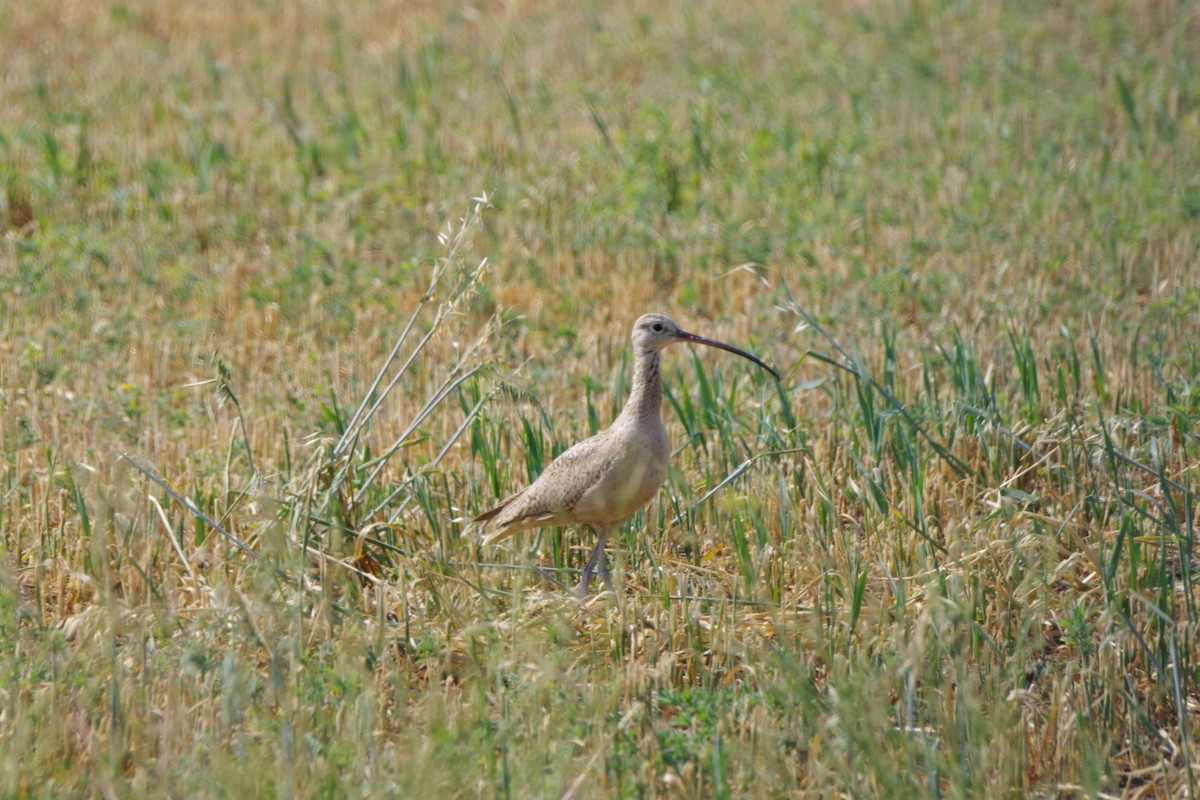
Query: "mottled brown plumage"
476 313 778 595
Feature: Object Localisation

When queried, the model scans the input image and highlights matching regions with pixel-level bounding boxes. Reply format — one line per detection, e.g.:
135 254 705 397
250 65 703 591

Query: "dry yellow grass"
2 0 1199 796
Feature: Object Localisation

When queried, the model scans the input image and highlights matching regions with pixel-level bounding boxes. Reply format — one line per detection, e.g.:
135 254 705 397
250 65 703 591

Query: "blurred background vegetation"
1 1 1198 796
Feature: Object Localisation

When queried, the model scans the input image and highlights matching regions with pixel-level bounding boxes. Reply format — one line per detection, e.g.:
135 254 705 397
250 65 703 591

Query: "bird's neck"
619 348 663 423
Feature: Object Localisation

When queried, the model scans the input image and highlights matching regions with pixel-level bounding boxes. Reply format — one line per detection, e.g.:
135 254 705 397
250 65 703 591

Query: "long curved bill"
675 329 780 382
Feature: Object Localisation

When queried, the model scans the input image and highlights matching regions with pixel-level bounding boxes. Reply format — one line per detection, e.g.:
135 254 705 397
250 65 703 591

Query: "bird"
475 313 779 596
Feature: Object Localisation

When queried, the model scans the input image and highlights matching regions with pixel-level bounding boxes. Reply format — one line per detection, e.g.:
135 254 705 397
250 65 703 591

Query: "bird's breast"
573 422 670 524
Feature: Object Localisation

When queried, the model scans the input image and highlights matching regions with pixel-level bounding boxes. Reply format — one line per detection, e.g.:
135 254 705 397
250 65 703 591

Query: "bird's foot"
576 561 613 598
598 561 613 592
577 527 613 598
576 556 595 597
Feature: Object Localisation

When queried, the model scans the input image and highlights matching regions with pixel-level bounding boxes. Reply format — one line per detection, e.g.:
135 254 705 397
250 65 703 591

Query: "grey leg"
577 526 612 597
597 557 613 591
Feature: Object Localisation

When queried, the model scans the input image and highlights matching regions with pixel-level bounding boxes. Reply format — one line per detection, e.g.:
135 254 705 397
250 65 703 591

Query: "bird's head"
631 313 686 351
630 313 780 381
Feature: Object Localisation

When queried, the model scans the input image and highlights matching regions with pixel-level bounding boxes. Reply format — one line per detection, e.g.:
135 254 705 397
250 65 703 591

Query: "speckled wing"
474 432 618 545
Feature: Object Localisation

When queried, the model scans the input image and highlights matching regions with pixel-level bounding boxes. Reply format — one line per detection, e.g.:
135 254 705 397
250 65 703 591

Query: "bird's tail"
479 526 520 547
474 493 522 546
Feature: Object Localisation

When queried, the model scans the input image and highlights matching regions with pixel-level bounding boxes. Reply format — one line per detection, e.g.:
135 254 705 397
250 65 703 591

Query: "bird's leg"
577 525 612 597
597 556 613 591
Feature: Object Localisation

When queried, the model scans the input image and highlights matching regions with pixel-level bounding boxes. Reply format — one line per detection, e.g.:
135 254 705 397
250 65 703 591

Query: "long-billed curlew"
475 313 779 596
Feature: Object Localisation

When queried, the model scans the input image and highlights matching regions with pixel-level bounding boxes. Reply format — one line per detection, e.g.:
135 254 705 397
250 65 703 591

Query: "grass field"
2 0 1199 796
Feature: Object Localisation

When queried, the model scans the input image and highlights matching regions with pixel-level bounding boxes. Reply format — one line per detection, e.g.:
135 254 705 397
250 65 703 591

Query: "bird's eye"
652 323 663 332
